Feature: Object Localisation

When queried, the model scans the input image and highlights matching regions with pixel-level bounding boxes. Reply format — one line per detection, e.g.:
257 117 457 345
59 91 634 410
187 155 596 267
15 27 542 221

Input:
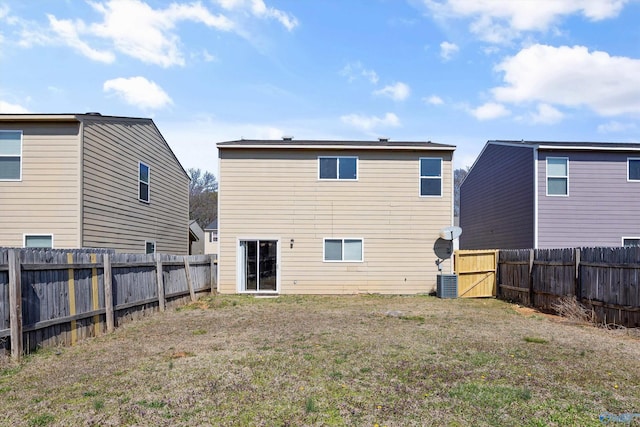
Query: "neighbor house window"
628 158 640 181
319 156 357 180
547 157 568 196
0 131 22 181
139 161 150 202
24 234 53 248
420 158 442 196
623 238 640 247
209 232 218 243
145 240 156 254
323 238 363 262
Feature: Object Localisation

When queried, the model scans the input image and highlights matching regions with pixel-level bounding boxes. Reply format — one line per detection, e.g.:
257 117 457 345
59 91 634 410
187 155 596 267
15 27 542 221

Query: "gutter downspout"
533 146 538 249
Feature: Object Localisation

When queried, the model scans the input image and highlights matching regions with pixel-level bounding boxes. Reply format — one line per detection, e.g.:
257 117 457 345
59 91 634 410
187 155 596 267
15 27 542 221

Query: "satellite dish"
439 226 462 241
434 238 453 260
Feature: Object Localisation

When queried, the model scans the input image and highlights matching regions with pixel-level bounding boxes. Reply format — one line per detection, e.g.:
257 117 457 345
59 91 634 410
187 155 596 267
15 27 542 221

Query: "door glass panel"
259 241 277 291
243 241 258 291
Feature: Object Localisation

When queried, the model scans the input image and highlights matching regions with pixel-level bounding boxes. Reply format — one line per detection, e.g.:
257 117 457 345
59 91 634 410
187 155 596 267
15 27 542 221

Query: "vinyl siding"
81 117 189 254
537 151 640 248
218 148 453 294
460 143 534 249
0 122 81 248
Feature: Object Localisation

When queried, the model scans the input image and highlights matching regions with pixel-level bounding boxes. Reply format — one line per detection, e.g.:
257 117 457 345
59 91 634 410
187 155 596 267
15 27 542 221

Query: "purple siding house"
460 140 640 249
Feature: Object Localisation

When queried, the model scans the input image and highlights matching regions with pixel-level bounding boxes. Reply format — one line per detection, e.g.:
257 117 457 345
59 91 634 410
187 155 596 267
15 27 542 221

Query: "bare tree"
454 167 470 218
188 168 218 228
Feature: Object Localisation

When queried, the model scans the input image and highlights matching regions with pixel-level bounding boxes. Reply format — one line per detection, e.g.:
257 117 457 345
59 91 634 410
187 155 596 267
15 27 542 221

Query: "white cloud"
529 103 564 124
85 0 233 67
47 14 116 63
440 41 459 60
103 76 173 110
422 0 628 43
597 121 637 133
340 112 401 131
373 82 411 101
0 100 29 113
424 95 444 105
492 44 640 116
469 102 510 120
340 62 379 84
213 0 298 30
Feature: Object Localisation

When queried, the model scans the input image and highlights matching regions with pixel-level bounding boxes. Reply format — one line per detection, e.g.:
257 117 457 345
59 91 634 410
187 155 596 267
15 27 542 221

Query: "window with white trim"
139 161 150 202
145 240 156 254
420 157 442 196
623 238 640 247
628 158 640 181
0 131 22 181
319 156 357 180
547 157 568 196
24 234 53 248
323 238 363 262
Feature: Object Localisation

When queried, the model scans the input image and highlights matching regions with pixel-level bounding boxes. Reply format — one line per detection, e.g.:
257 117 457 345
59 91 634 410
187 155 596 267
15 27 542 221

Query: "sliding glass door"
239 240 278 292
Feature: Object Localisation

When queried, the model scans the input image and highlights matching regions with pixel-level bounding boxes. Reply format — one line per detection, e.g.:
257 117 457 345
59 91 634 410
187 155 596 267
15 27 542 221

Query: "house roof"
489 140 640 151
217 139 455 151
0 113 190 180
204 219 218 231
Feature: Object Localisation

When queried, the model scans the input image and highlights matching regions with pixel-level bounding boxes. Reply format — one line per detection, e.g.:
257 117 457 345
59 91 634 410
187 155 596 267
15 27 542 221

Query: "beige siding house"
217 139 456 294
0 114 190 254
204 220 218 256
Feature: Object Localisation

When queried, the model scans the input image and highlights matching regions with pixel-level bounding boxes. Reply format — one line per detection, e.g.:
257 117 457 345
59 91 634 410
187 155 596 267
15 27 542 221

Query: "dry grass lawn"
1 294 639 426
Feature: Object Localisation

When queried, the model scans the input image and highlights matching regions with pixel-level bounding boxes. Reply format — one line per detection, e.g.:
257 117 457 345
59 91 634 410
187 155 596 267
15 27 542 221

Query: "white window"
623 238 640 247
139 161 150 202
420 157 442 197
323 238 363 262
24 234 53 248
145 240 156 254
547 157 568 196
209 232 218 243
628 158 640 181
0 131 22 181
319 156 357 180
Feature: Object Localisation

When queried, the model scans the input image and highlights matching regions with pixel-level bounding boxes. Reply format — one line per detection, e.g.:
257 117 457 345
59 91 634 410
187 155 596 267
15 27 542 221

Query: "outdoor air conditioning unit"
437 274 458 298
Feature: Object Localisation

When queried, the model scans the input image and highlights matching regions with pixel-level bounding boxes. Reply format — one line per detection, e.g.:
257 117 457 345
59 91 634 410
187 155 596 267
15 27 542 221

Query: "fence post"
210 255 217 295
103 254 115 333
67 253 77 345
156 255 165 312
90 254 100 336
8 249 23 360
528 249 535 307
184 256 196 302
574 247 581 299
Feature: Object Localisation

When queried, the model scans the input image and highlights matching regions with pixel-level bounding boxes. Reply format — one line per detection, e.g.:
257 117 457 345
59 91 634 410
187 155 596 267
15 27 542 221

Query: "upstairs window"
420 158 442 196
547 157 568 196
628 158 640 181
0 131 22 181
139 161 150 202
145 240 156 254
319 156 357 180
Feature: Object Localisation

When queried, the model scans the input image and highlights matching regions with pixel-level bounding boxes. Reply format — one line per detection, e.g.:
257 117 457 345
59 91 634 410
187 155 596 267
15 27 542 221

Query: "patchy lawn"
1 294 639 426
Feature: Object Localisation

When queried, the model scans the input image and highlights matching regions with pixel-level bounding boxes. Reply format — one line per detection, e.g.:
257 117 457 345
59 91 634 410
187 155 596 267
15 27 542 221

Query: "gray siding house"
0 113 190 253
460 140 640 249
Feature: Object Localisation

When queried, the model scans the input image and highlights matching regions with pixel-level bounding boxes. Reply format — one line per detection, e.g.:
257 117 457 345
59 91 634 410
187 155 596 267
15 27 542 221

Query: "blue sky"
1 0 640 175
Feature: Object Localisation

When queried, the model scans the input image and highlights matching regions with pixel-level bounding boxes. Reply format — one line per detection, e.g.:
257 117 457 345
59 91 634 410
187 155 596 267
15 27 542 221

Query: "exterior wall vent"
436 274 458 298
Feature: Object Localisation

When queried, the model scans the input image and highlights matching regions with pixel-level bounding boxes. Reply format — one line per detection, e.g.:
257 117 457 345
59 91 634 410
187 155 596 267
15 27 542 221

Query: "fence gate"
454 250 498 298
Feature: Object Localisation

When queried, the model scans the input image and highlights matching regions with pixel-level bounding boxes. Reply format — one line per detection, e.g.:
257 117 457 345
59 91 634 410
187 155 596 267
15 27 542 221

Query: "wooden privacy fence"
460 247 640 328
454 249 498 298
0 248 217 359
